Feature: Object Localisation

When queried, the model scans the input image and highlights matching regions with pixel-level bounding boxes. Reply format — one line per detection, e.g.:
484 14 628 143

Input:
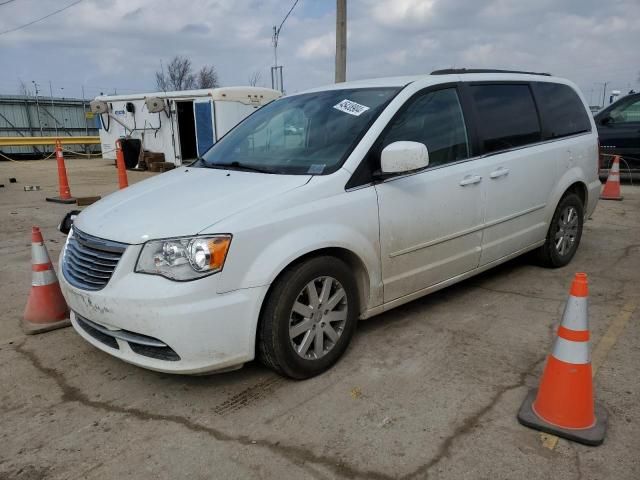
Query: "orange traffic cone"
115 139 129 189
46 140 76 204
517 273 607 446
22 226 70 334
600 155 623 201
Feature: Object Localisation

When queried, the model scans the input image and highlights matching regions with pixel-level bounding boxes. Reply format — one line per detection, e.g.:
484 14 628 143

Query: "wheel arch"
546 167 590 225
257 247 371 321
564 181 588 208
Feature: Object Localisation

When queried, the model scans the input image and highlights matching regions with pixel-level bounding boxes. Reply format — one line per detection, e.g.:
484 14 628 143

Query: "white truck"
90 87 281 165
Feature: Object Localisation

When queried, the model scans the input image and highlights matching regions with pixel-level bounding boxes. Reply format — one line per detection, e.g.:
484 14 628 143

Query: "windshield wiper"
197 159 276 174
223 161 274 174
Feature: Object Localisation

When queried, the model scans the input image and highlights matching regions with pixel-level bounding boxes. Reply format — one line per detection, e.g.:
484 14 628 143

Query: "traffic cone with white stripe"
600 155 623 201
22 226 70 334
46 140 76 204
517 273 607 445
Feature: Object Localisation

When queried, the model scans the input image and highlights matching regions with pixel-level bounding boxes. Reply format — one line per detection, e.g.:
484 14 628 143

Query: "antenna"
271 0 300 92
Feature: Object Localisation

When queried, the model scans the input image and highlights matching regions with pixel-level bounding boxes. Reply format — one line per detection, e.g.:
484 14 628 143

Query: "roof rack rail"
431 68 551 76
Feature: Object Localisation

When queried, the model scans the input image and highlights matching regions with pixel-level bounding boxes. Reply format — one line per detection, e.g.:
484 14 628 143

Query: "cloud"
0 0 638 101
181 23 211 35
297 32 335 59
370 0 437 28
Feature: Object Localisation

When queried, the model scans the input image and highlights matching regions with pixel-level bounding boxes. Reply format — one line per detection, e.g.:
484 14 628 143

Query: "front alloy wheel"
289 276 348 360
258 256 359 379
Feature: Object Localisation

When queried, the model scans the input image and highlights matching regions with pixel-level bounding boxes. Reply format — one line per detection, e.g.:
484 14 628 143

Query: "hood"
74 167 311 244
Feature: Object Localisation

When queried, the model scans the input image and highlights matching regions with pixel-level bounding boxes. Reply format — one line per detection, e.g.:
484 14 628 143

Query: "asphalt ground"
1 158 639 479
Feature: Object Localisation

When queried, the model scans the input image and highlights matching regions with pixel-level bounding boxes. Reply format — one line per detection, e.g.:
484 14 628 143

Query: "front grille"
62 228 127 291
75 314 180 362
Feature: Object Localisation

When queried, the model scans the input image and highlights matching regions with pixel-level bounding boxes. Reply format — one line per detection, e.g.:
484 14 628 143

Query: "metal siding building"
0 95 100 156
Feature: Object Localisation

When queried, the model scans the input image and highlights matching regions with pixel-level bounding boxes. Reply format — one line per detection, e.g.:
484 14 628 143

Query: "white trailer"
91 87 281 165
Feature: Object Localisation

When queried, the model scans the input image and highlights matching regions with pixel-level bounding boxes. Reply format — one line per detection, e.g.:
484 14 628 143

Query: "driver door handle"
459 174 482 186
490 167 510 179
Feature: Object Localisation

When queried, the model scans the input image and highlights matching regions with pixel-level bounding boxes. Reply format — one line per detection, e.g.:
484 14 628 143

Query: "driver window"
380 88 470 167
610 98 640 123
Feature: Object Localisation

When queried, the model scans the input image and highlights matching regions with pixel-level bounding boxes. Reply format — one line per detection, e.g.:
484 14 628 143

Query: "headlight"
135 235 232 281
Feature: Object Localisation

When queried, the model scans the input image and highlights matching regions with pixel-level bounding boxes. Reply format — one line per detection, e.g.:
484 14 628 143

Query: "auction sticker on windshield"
333 99 370 116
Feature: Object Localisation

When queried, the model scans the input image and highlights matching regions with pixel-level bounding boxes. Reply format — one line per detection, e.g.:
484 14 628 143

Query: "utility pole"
32 81 43 136
271 25 284 92
600 81 609 108
82 85 88 136
49 81 58 137
271 0 300 93
335 0 347 83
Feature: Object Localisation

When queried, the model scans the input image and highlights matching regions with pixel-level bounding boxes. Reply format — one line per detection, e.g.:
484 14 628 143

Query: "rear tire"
258 256 359 379
536 193 584 268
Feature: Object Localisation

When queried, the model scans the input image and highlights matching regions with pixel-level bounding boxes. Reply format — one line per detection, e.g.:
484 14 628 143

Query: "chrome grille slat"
73 229 127 254
62 228 127 291
66 245 119 267
64 250 115 273
67 241 122 262
65 262 111 281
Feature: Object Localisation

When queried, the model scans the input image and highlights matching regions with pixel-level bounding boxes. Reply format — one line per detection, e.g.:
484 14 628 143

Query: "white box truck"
91 87 281 166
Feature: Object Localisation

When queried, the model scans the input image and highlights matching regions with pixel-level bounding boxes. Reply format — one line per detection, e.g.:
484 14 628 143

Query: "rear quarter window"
469 84 542 154
534 82 591 139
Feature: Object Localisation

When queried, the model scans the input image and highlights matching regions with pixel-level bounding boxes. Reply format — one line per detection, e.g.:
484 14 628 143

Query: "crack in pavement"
470 284 561 303
402 354 546 480
570 443 584 480
13 341 394 480
14 341 546 480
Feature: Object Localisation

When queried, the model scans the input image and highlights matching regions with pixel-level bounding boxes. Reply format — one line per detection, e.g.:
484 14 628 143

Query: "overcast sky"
1 0 638 105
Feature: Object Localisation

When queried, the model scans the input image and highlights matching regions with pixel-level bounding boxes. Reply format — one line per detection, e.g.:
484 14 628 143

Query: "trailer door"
194 99 216 156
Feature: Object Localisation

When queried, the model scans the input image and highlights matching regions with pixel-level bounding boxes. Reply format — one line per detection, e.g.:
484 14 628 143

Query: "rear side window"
535 83 591 138
470 84 541 154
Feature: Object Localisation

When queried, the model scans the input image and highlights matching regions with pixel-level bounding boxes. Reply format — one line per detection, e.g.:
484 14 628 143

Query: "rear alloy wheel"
555 205 580 257
258 256 359 379
536 193 584 268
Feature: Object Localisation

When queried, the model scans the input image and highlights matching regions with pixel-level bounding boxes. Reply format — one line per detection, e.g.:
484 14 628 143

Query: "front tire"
536 193 584 268
257 256 359 379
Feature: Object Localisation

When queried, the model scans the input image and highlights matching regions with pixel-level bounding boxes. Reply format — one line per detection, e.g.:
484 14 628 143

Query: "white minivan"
60 69 600 379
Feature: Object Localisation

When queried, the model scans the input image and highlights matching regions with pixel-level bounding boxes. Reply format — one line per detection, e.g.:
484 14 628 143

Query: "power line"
0 0 83 36
0 0 18 6
276 0 300 35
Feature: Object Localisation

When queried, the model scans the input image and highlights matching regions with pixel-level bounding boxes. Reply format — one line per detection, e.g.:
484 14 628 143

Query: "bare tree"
18 78 32 96
155 55 197 91
155 55 220 91
196 65 220 89
248 70 262 87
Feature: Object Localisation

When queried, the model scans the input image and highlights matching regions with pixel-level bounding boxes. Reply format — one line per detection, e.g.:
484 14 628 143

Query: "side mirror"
58 210 81 235
380 141 429 174
599 115 612 125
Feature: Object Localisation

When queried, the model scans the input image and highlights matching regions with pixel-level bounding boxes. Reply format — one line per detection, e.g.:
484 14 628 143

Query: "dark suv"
596 92 640 180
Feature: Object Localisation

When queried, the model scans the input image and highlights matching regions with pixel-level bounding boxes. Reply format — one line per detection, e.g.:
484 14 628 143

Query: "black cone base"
22 318 70 335
46 196 76 204
517 389 607 446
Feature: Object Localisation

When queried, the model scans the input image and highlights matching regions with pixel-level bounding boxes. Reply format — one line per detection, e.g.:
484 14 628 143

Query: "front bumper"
59 245 269 374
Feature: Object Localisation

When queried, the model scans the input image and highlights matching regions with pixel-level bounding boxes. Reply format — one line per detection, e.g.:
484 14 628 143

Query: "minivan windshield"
195 87 400 175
